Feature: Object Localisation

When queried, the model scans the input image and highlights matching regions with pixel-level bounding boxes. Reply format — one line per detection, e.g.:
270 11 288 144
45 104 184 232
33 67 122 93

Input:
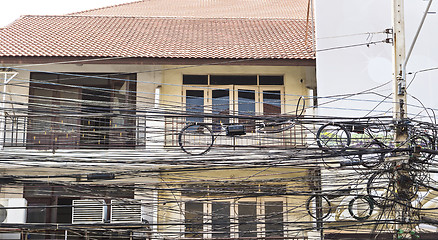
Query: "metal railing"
164 116 307 149
1 114 147 150
2 114 307 150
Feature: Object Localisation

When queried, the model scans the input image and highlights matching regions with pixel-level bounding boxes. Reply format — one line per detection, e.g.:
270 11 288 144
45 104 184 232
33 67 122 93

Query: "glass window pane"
259 76 284 85
263 91 281 115
186 90 204 123
30 72 59 83
210 75 257 85
183 75 208 85
265 201 284 237
238 90 255 116
185 201 203 238
238 89 256 131
80 89 111 148
28 72 136 150
238 201 257 238
212 202 230 238
212 89 230 127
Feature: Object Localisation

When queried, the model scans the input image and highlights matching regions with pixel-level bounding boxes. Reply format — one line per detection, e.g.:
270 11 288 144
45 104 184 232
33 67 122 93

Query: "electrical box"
226 125 246 136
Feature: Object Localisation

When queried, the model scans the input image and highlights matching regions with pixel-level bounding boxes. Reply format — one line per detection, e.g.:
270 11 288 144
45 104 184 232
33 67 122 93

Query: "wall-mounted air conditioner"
72 199 107 224
0 198 27 240
110 200 142 223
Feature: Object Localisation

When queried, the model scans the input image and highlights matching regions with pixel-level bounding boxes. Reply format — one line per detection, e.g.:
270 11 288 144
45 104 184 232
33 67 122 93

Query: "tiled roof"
0 16 315 59
73 0 310 19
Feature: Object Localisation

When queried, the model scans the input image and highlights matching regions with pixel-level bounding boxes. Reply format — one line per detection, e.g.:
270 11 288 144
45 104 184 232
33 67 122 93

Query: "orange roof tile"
0 16 315 59
73 0 310 19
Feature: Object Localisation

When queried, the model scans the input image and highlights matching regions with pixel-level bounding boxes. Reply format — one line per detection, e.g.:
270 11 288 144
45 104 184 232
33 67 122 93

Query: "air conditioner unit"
72 199 107 224
0 198 27 240
0 198 27 224
110 200 142 223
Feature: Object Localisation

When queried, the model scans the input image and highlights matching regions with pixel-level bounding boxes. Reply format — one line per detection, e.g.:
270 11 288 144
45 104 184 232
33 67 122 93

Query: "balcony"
1 114 147 150
1 113 308 151
164 116 307 149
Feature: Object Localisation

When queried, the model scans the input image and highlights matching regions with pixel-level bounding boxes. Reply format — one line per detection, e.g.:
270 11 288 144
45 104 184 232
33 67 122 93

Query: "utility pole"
391 1 434 236
392 0 408 143
392 0 408 236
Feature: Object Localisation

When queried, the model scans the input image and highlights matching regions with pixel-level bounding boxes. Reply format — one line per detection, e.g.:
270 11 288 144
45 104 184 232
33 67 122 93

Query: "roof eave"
0 56 316 66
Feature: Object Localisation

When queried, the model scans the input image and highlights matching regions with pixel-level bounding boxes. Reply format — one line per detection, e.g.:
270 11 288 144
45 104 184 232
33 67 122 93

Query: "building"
0 0 320 239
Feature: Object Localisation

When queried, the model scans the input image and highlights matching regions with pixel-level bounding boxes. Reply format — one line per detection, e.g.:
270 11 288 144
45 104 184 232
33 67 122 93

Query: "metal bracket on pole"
385 28 394 44
399 99 405 119
397 75 405 96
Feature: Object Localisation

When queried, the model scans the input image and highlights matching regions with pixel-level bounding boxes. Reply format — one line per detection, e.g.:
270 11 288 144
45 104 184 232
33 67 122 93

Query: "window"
166 74 307 148
183 75 285 119
185 90 205 123
238 201 257 238
27 72 136 149
185 201 204 238
210 75 257 85
184 75 284 86
263 91 282 115
182 184 286 239
259 76 284 85
212 202 231 238
184 199 285 239
265 201 284 237
183 75 208 85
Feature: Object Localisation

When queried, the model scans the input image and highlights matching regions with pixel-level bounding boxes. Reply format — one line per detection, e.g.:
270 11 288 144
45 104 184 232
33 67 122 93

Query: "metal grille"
110 200 142 223
72 199 106 224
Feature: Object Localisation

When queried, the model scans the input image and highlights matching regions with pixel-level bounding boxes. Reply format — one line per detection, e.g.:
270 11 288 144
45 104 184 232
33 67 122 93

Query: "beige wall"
0 184 23 198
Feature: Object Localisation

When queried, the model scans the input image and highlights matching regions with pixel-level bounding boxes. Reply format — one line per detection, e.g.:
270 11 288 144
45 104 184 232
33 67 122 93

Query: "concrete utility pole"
392 0 408 143
391 1 434 236
391 0 407 235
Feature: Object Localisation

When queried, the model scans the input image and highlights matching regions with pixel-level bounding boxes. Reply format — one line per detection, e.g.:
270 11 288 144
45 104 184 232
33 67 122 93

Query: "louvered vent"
111 200 142 223
72 199 106 224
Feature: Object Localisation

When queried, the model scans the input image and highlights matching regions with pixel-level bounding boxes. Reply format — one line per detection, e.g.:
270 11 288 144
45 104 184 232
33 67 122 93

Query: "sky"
316 0 438 120
0 0 135 27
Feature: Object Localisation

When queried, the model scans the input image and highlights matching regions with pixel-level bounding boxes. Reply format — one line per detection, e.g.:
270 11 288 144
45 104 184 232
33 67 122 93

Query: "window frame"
182 195 286 239
182 78 285 119
28 72 137 149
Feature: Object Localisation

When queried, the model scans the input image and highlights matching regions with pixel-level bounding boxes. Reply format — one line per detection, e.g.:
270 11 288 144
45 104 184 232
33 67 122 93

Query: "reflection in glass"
212 90 229 131
186 90 204 123
263 91 281 115
238 90 255 116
